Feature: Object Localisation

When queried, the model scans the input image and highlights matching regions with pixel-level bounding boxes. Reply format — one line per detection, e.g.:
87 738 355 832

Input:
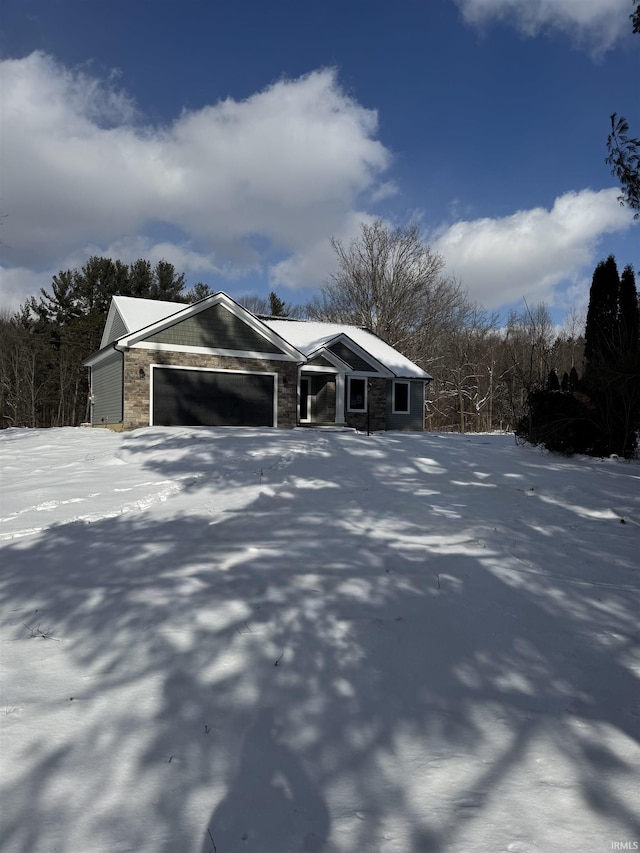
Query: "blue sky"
1 0 638 323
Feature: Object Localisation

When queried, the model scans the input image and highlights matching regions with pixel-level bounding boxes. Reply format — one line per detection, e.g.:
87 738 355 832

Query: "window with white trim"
347 377 367 412
392 380 410 414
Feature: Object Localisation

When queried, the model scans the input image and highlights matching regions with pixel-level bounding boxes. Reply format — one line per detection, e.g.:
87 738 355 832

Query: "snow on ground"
0 426 638 853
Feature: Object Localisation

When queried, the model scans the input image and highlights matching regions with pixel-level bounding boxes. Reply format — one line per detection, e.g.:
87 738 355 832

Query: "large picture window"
348 377 367 412
392 380 410 414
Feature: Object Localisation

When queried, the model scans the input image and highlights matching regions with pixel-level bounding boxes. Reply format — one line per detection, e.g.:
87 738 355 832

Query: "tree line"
3 220 636 457
3 6 638 450
307 221 638 456
0 257 187 428
0 256 302 429
520 256 639 457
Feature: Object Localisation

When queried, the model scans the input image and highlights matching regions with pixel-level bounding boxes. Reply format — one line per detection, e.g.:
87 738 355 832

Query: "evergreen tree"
583 258 639 457
568 366 580 392
517 258 638 458
547 369 560 391
619 264 639 356
268 291 287 317
186 282 215 303
10 256 189 428
584 256 619 372
607 114 640 219
129 259 154 298
605 7 639 218
152 260 186 300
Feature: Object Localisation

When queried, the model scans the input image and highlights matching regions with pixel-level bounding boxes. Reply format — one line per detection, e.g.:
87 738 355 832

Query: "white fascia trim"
122 292 305 360
100 302 123 349
216 295 306 359
117 303 191 347
222 302 307 361
301 364 339 374
152 364 278 374
83 344 122 367
122 292 221 346
298 375 311 423
327 333 394 378
130 341 298 361
305 346 350 371
335 373 346 423
395 371 434 381
149 364 279 428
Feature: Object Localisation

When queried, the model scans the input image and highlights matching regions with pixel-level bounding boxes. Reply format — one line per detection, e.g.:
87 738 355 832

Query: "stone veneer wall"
122 348 299 430
345 377 387 432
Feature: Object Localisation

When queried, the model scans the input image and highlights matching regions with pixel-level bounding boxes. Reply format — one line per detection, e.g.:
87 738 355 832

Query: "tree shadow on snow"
0 430 638 853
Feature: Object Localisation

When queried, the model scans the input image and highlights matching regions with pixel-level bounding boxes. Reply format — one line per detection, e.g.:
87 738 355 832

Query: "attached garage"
151 365 276 427
85 292 432 431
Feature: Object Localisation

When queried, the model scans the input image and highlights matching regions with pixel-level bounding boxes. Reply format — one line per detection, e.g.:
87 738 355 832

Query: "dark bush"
519 389 599 455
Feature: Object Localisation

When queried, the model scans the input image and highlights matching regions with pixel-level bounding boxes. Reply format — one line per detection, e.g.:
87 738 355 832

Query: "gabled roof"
90 294 432 380
101 295 184 348
264 319 432 380
92 293 305 362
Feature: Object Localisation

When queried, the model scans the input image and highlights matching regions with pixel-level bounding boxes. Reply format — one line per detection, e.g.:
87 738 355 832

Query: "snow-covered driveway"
1 427 638 852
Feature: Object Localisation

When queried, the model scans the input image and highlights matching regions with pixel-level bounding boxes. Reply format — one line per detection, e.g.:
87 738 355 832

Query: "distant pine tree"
568 366 580 392
186 282 215 303
268 291 287 317
547 369 560 391
518 259 638 457
14 256 189 428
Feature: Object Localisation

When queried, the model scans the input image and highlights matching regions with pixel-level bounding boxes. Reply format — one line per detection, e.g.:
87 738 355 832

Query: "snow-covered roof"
97 295 431 379
100 296 186 349
112 295 185 332
264 319 432 380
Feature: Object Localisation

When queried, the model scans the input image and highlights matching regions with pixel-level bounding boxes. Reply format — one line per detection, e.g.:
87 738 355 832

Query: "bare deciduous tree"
309 220 448 352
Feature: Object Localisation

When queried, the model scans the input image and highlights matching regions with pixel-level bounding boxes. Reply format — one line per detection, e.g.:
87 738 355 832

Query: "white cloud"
269 210 376 291
432 188 637 311
0 53 391 306
97 238 224 277
2 52 636 319
0 267 53 313
453 0 632 52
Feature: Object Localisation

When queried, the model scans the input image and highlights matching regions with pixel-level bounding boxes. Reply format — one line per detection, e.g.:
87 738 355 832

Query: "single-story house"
83 292 432 431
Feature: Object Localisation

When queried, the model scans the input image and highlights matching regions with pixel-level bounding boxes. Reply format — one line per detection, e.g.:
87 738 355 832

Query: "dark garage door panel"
153 368 275 427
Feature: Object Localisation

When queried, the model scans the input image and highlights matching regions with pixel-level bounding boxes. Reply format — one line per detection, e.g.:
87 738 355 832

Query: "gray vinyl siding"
109 311 128 343
144 303 284 354
385 380 425 431
328 341 378 372
91 351 123 424
307 355 335 368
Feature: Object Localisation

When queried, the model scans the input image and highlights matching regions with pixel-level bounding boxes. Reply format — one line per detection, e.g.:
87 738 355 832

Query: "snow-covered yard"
0 426 638 853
